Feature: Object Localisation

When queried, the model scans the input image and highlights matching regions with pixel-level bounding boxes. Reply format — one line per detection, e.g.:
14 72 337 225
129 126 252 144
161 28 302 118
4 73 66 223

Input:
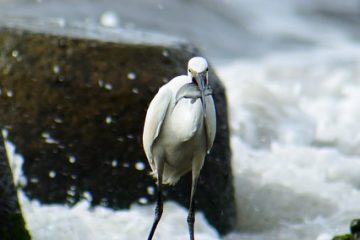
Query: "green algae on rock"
332 234 353 240
332 219 360 240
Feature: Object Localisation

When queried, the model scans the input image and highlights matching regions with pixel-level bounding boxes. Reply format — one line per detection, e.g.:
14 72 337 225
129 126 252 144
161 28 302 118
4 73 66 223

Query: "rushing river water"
2 0 360 239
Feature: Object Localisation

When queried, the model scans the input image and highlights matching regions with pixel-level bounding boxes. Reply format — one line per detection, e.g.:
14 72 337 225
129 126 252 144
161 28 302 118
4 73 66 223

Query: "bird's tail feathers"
149 167 181 186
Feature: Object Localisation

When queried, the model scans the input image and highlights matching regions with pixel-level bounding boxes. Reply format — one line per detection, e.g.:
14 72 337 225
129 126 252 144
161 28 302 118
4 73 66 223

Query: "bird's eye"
206 68 209 71
188 69 191 73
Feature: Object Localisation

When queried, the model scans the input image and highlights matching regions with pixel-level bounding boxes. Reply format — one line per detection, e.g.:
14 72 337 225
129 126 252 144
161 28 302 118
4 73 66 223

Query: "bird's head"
188 57 209 89
187 57 209 113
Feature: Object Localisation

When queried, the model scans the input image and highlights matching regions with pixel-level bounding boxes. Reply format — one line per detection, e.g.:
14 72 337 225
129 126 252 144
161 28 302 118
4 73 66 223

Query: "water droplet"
30 178 39 183
54 117 63 124
162 50 169 57
49 171 56 178
122 163 130 168
105 116 113 124
68 155 76 164
98 79 104 87
100 11 119 28
53 65 60 74
11 50 19 58
41 132 59 144
105 83 113 90
135 162 146 171
126 134 134 139
117 136 124 142
42 132 49 138
127 72 136 80
112 160 118 167
67 185 76 196
6 90 13 97
147 186 155 195
132 88 139 94
138 197 148 204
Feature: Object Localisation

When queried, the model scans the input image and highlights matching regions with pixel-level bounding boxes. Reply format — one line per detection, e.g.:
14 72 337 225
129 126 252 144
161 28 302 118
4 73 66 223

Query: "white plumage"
143 58 216 185
143 56 216 240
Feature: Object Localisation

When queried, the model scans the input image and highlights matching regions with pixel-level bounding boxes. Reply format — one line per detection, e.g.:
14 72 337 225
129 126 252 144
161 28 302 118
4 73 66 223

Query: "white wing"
205 96 216 153
143 86 172 164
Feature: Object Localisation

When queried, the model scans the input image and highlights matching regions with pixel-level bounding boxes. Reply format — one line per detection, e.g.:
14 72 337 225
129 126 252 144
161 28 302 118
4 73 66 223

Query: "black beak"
194 72 207 114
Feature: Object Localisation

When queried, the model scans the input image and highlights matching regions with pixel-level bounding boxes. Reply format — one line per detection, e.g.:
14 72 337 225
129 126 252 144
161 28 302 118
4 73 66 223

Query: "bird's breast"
168 98 203 142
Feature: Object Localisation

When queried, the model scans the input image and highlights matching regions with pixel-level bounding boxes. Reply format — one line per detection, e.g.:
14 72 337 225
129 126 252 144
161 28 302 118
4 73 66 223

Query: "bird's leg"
147 163 164 240
187 175 199 240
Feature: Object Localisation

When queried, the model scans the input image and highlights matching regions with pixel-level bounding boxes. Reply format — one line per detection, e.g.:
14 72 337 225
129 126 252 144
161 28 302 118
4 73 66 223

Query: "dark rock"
0 134 31 239
351 219 360 240
332 219 360 240
0 26 236 235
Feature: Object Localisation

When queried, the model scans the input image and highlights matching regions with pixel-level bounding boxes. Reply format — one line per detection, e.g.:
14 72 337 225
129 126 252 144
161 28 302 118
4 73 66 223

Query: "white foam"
20 194 219 240
217 47 360 239
2 134 219 240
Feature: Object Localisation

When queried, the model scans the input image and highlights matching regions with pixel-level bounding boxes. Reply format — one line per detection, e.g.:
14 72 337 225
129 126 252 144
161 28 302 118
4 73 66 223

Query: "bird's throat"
174 83 212 106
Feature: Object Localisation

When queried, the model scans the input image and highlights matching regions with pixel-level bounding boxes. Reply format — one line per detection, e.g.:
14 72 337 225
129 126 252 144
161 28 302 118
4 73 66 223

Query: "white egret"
143 57 216 240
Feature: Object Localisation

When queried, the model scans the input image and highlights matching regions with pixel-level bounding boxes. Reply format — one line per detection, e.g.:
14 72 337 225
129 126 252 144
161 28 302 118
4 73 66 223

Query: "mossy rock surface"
332 234 353 240
0 27 236 235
